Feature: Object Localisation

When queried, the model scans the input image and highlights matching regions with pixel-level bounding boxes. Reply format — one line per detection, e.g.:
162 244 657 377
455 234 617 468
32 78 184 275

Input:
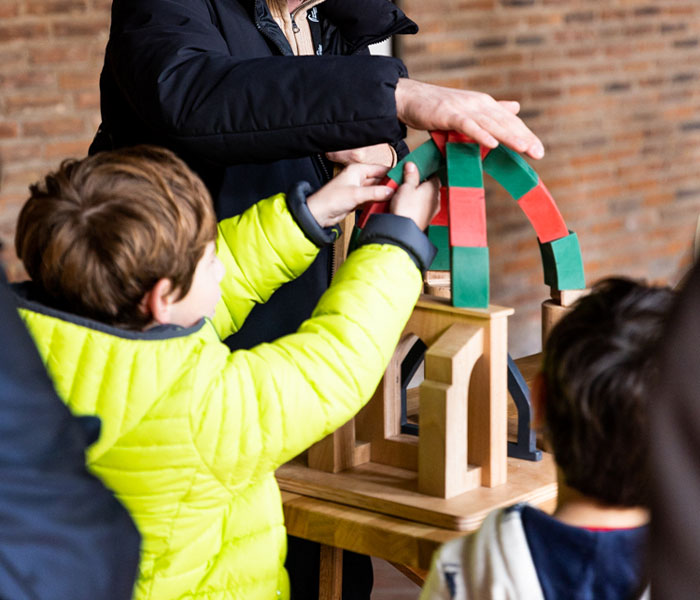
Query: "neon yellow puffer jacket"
17 194 422 600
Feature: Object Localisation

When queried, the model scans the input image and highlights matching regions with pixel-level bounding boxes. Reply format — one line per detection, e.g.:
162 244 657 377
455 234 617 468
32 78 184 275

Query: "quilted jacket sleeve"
191 242 423 488
211 193 319 339
105 0 408 164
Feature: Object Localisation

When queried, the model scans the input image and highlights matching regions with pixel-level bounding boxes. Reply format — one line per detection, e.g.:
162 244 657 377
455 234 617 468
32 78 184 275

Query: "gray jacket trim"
11 282 206 341
286 181 341 247
357 213 437 273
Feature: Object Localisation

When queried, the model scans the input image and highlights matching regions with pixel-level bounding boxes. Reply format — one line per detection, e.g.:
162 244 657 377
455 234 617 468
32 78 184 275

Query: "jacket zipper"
290 0 324 34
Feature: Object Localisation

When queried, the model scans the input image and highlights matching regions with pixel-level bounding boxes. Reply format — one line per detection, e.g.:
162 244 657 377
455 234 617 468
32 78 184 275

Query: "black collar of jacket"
249 0 417 55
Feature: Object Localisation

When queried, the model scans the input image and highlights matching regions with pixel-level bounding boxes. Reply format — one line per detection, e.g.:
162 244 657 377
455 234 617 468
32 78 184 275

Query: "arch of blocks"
354 131 586 308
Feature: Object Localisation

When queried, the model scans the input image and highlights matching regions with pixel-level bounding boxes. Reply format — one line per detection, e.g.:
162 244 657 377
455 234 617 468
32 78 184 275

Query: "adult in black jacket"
91 0 544 350
91 3 544 596
0 266 141 600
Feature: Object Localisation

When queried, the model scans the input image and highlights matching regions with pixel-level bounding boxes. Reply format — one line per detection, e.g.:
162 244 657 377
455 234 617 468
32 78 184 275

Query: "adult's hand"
395 78 545 160
325 143 396 168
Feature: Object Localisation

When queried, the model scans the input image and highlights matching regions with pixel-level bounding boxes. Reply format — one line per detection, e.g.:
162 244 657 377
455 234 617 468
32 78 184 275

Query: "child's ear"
531 372 546 431
141 278 175 325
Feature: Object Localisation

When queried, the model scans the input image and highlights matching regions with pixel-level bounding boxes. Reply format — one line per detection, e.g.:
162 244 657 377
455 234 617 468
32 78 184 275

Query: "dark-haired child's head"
540 277 673 508
15 145 220 330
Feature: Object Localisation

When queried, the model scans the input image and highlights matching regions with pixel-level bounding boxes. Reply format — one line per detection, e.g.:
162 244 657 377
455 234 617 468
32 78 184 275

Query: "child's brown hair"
541 277 673 507
15 145 217 330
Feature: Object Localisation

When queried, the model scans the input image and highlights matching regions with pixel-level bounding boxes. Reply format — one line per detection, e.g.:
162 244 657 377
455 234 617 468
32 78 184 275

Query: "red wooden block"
448 187 487 247
447 131 476 144
430 130 448 157
431 186 449 226
517 180 569 243
446 131 492 160
356 200 389 229
382 176 399 191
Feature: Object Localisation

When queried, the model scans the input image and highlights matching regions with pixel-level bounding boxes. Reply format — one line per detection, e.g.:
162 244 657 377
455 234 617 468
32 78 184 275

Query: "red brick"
0 2 21 18
29 45 90 65
22 117 85 137
26 0 88 15
0 23 50 43
53 19 109 38
44 139 91 159
0 122 19 139
4 94 67 115
0 72 56 90
58 70 100 90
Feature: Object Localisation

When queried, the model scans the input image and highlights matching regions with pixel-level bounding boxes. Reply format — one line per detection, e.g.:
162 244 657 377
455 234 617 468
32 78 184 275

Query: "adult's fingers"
498 100 521 115
471 108 544 159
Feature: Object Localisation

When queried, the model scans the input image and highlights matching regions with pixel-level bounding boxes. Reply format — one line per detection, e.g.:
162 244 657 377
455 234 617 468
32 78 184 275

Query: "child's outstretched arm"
211 164 393 337
192 164 440 486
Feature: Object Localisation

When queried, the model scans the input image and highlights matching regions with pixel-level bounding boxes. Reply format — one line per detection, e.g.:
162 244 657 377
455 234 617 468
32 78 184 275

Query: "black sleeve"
651 262 700 599
357 213 437 273
0 274 140 600
106 0 408 165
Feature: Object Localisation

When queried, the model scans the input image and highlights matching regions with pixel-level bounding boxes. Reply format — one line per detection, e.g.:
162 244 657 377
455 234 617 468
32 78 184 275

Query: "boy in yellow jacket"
13 145 438 600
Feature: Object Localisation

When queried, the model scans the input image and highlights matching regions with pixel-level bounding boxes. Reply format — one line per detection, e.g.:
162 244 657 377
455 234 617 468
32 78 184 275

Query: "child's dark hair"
541 277 673 507
15 145 217 330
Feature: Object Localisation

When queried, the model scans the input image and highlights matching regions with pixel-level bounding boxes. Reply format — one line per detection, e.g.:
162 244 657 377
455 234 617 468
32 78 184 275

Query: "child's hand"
390 162 440 230
306 163 394 228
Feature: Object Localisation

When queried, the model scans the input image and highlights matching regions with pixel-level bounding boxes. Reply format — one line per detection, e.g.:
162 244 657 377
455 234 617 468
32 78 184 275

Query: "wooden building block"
386 138 443 185
542 299 570 346
447 187 487 247
451 246 490 308
482 145 539 200
356 197 390 229
431 187 449 227
551 288 589 307
517 180 569 243
447 131 476 144
446 142 483 188
539 231 586 290
428 225 450 270
383 177 399 191
418 323 484 498
424 270 451 299
430 130 448 156
308 421 371 473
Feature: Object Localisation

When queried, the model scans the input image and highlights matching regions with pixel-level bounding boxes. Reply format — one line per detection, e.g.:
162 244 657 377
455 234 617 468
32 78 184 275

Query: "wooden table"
280 354 551 599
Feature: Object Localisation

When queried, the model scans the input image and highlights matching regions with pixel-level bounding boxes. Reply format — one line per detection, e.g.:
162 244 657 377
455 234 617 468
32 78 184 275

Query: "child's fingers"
348 185 394 207
401 162 420 188
342 162 390 183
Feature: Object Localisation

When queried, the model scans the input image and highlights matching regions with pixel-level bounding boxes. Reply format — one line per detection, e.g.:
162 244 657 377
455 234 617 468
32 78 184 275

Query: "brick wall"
398 0 700 355
1 1 699 355
0 0 109 280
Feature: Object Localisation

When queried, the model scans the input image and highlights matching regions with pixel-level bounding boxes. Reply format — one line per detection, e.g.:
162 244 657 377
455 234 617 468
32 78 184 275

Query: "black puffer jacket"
92 0 417 348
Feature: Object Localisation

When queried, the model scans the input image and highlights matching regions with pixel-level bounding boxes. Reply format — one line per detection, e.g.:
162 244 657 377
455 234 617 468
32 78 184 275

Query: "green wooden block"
386 139 444 185
428 225 450 270
539 231 586 290
482 145 539 200
446 142 483 188
348 226 363 254
451 246 490 308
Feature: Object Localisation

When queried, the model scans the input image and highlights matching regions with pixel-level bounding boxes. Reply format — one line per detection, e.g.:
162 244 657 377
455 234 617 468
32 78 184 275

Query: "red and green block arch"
353 130 585 308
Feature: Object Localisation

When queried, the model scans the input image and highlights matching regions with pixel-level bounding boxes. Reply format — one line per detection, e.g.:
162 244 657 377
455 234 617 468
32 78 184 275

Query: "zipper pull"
291 14 300 33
